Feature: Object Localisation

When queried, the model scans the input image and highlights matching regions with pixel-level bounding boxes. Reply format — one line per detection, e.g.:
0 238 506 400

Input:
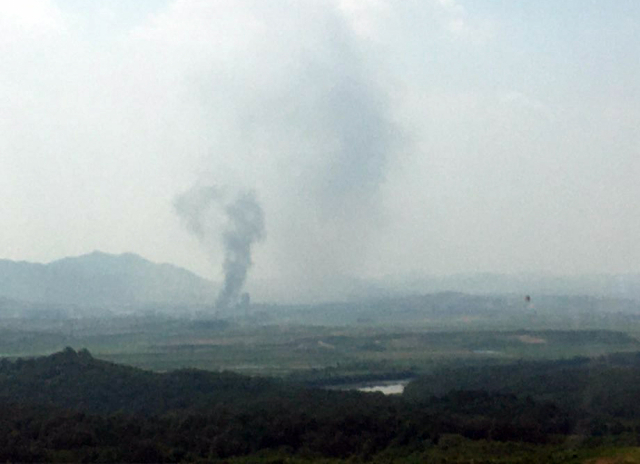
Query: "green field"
2 315 640 381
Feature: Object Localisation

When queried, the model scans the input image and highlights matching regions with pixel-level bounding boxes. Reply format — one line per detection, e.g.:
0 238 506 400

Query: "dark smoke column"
174 186 265 312
215 190 265 310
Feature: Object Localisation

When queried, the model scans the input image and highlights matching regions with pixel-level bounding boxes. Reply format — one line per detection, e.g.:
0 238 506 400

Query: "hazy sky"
2 0 639 298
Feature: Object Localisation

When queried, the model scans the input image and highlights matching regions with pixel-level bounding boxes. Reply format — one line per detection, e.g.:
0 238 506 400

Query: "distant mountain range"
377 272 640 301
1 251 640 313
0 251 217 308
250 272 640 305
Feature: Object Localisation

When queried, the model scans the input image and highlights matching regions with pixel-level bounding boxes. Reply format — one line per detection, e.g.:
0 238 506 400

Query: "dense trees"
2 349 640 462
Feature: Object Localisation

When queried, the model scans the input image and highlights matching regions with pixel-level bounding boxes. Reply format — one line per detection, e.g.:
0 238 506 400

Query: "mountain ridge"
0 251 217 308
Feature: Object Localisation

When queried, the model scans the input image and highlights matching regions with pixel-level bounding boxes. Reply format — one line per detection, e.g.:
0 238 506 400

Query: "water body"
328 379 412 395
357 381 409 395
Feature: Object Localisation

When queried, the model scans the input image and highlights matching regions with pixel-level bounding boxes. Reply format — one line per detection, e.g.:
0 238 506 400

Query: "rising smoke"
174 185 265 311
170 2 401 301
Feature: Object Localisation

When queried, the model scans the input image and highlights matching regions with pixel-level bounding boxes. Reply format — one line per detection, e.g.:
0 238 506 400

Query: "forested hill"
0 251 216 307
0 347 284 415
4 350 640 461
405 351 640 419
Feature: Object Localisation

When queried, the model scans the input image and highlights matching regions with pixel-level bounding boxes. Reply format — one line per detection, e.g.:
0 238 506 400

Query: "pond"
327 379 413 395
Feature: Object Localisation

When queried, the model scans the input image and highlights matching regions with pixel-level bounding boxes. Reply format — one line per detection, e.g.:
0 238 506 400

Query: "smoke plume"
174 185 265 311
165 2 401 301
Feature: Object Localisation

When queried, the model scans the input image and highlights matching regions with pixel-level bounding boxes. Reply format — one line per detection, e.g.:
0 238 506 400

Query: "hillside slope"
0 251 216 307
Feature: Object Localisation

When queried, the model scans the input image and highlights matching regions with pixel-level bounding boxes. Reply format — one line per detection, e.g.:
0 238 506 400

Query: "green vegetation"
2 348 640 462
2 292 640 461
2 311 640 376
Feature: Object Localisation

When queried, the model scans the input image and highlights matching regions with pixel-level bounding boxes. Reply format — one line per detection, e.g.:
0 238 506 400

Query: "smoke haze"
216 191 265 310
174 186 265 310
2 1 640 302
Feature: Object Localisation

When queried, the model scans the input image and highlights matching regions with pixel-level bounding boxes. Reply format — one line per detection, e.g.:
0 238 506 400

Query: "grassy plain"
2 300 640 380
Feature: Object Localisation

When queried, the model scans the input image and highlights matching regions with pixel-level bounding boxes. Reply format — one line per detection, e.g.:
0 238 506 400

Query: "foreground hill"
2 349 640 462
0 251 216 308
0 347 285 415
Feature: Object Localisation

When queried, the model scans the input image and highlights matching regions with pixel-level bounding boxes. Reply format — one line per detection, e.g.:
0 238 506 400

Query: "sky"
1 0 639 301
